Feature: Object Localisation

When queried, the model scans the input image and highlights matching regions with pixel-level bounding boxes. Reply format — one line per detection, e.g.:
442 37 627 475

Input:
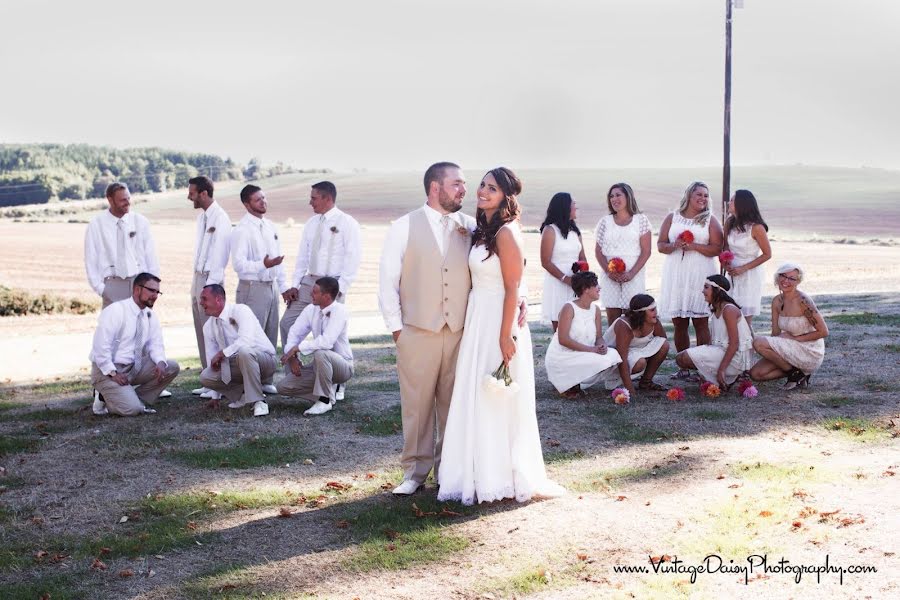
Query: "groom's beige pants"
396 323 463 485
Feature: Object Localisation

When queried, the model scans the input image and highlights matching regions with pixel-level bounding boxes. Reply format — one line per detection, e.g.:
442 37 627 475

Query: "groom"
378 162 475 495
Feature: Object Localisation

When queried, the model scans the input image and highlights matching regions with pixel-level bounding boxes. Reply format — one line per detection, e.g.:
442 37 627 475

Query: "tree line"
0 144 316 207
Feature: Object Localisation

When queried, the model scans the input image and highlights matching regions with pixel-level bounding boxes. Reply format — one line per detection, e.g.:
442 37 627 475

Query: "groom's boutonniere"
456 225 469 236
207 226 216 234
323 310 331 318
330 225 339 234
129 231 137 238
274 233 279 240
229 318 237 328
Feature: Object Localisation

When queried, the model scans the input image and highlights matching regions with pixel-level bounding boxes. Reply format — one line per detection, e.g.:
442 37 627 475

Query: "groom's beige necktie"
440 215 452 258
215 317 231 384
115 219 128 277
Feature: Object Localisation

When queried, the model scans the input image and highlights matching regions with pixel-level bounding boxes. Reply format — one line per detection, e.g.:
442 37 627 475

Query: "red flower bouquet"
572 260 590 273
607 257 626 274
677 230 694 259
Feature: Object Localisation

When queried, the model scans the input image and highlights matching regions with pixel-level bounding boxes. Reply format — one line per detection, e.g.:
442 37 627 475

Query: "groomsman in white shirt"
280 181 361 401
277 276 353 416
90 272 180 416
198 283 277 417
84 182 160 308
230 184 287 394
187 176 232 400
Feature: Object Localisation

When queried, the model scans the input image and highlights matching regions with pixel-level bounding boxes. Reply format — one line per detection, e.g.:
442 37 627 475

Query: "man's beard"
438 189 463 213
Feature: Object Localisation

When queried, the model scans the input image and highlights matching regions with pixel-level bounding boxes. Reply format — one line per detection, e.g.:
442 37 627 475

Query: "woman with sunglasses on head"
674 274 755 389
723 189 772 329
749 263 828 389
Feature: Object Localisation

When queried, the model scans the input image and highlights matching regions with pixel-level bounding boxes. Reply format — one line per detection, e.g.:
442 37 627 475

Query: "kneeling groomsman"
199 284 277 417
277 277 353 416
90 273 180 416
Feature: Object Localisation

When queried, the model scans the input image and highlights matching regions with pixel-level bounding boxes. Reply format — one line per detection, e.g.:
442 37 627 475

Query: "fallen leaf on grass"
439 507 462 517
411 503 436 518
34 550 48 560
384 528 400 540
793 489 809 500
547 438 561 447
728 484 741 489
99 547 111 555
91 558 107 571
119 569 134 578
324 481 351 491
365 472 376 479
118 516 129 524
838 515 865 527
385 543 396 552
883 470 896 477
758 510 773 517
615 495 627 501
679 446 690 451
576 553 588 561
791 521 803 529
819 509 841 519
798 506 818 518
279 508 294 518
51 553 69 563
716 474 725 480
336 520 350 529
186 521 197 530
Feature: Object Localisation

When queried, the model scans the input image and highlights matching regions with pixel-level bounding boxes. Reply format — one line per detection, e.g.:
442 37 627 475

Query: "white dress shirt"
194 201 232 285
291 207 362 295
285 301 353 362
202 302 277 366
84 211 160 295
89 298 166 375
231 214 287 292
377 205 476 333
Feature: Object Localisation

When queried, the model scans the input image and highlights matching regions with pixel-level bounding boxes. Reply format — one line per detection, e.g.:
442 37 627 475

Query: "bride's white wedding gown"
438 224 565 505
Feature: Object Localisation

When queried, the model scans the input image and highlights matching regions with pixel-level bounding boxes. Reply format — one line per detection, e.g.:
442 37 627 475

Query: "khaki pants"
279 274 345 350
396 324 463 485
91 359 181 416
190 271 211 369
276 350 353 402
200 348 276 405
101 276 134 308
236 279 278 384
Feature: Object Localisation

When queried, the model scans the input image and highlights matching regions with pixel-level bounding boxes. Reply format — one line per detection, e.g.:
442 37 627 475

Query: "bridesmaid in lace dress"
540 192 586 331
594 183 652 328
658 182 724 380
750 263 828 389
723 189 772 328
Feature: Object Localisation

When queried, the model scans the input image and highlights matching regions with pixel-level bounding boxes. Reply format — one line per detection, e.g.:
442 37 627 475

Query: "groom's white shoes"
392 480 422 496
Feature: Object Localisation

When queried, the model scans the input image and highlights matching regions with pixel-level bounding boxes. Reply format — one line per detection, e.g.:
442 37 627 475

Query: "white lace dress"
757 316 825 374
544 302 622 393
727 228 764 316
684 305 756 384
659 212 716 319
601 317 668 389
439 224 565 506
541 224 583 322
594 213 652 309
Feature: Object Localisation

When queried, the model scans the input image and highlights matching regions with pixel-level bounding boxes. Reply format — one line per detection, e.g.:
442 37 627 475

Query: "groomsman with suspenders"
230 184 287 395
280 181 361 400
186 176 232 399
85 182 171 398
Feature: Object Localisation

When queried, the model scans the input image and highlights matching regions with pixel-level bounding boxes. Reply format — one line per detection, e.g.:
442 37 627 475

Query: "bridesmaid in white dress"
540 192 586 330
658 181 724 380
594 183 653 328
723 189 772 328
544 271 622 398
675 275 756 387
602 293 670 396
750 263 828 389
439 167 564 506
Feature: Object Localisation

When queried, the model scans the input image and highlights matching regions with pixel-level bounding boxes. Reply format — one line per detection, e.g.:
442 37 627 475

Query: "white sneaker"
227 395 253 409
262 384 279 395
253 401 269 417
141 406 157 415
392 480 422 496
191 387 209 396
199 389 217 399
92 389 108 416
335 384 345 401
303 400 333 416
158 389 172 398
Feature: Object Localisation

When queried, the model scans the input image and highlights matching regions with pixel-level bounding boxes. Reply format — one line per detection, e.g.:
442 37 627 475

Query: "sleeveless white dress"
544 301 622 393
757 315 825 374
540 224 583 322
659 212 716 319
727 227 764 316
594 213 652 309
601 317 668 389
684 305 756 384
439 224 565 506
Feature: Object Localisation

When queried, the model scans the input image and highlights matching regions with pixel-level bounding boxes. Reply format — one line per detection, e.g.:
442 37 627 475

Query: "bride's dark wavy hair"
473 166 522 260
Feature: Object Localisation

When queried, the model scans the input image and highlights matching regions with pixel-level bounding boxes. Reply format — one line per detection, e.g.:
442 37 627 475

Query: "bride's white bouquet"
482 361 520 396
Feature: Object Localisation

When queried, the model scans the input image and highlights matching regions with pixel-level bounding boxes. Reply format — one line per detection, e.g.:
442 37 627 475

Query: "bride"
438 167 565 505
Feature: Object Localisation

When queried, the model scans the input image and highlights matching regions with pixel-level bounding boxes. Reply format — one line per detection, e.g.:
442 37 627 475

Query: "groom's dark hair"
423 162 460 195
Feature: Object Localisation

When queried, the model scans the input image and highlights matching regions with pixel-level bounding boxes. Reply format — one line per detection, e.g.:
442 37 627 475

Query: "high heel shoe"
797 374 811 389
783 368 805 391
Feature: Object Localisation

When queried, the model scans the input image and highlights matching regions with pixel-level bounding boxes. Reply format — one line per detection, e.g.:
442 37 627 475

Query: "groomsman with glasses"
280 181 361 401
89 273 180 416
186 176 232 400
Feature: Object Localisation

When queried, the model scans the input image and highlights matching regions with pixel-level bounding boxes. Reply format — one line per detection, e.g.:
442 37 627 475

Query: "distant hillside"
0 144 309 207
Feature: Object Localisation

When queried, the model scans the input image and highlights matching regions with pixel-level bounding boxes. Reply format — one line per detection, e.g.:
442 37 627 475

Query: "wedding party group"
82 162 829 506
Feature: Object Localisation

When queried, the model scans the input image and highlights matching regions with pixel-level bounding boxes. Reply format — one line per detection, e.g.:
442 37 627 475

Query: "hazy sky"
1 0 898 171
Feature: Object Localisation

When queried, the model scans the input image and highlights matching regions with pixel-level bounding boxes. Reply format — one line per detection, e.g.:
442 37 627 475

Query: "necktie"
308 215 326 275
440 215 452 257
115 219 128 277
131 309 145 382
195 211 208 271
215 318 231 384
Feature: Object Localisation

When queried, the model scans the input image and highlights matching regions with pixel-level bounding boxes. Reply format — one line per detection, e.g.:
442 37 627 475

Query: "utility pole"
723 0 734 223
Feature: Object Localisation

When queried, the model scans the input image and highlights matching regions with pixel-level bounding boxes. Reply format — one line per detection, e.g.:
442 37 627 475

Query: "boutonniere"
274 233 279 240
129 231 137 238
330 225 338 234
456 226 470 236
207 226 216 234
323 311 331 318
229 318 237 327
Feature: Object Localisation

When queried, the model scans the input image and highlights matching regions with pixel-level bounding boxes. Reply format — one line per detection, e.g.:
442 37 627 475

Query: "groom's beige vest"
399 208 472 333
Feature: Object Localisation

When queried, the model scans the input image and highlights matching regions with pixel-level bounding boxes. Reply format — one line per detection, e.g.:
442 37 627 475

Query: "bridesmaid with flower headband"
602 293 670 396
